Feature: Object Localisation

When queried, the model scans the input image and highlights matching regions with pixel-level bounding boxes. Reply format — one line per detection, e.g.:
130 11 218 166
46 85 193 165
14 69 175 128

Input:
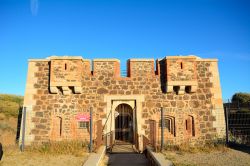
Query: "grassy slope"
0 94 23 118
0 94 23 146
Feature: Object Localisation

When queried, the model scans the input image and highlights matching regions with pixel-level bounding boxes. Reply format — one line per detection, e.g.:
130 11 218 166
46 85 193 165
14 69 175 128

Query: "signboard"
76 114 90 121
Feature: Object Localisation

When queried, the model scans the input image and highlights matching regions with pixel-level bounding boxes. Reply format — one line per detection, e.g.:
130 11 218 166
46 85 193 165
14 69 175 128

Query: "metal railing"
121 69 127 77
224 102 250 146
103 131 114 152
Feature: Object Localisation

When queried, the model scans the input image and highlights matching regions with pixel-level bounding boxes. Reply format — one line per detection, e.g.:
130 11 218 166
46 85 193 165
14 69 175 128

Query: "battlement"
28 55 218 95
128 59 155 77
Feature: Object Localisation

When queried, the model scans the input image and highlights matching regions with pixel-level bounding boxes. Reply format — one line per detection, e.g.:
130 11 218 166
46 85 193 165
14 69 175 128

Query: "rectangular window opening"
79 121 89 129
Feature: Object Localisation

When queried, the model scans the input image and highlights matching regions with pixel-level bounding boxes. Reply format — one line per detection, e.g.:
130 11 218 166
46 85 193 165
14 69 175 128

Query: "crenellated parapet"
27 55 218 96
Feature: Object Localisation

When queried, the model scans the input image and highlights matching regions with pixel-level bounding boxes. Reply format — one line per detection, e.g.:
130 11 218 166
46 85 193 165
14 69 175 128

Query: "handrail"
102 109 112 131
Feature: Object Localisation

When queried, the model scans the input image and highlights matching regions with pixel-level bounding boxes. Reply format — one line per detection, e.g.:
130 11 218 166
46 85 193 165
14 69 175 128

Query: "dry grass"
163 140 228 154
0 145 89 166
0 113 18 146
0 94 23 118
26 140 89 156
163 148 250 166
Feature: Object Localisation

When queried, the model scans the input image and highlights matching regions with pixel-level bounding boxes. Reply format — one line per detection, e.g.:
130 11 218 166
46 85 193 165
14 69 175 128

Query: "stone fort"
20 55 225 152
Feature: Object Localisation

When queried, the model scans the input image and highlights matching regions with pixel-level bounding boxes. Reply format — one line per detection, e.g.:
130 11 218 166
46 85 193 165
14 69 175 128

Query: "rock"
177 101 185 108
97 88 108 94
36 112 43 117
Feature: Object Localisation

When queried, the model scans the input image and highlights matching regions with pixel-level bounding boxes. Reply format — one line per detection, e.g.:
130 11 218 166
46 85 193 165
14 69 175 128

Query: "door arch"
115 104 134 143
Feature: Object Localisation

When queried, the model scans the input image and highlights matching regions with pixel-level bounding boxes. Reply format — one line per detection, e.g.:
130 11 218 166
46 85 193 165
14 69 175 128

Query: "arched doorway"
115 104 134 143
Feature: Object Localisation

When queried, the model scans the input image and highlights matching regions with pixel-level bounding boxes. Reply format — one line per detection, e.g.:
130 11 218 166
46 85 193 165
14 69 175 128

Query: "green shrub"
232 92 250 104
0 94 23 104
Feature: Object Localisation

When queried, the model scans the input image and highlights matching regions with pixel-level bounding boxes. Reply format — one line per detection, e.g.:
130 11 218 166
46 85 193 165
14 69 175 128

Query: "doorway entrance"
115 104 134 143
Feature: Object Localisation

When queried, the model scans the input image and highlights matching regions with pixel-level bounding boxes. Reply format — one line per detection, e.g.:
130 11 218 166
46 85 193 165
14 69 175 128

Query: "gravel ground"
163 147 250 166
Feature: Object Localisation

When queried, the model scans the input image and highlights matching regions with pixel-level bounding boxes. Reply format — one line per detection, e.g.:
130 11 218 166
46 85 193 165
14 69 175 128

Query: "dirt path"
164 148 250 166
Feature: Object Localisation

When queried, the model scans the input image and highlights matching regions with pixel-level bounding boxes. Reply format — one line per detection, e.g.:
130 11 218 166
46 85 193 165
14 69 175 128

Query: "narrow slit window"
59 117 62 136
192 116 195 136
65 63 67 70
185 115 195 137
180 62 183 69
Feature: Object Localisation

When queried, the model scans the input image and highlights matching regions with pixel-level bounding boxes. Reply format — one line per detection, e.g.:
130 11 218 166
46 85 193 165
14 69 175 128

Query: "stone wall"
20 55 225 149
166 56 197 82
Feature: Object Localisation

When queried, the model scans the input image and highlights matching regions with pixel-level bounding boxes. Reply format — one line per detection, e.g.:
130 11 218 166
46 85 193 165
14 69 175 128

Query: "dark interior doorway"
115 104 134 143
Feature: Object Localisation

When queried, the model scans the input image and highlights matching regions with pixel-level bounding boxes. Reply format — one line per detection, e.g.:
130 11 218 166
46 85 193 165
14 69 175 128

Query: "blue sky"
0 0 249 101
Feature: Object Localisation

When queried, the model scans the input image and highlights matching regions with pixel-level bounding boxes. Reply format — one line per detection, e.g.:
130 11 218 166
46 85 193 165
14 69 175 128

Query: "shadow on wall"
15 106 23 143
229 144 250 154
159 60 167 93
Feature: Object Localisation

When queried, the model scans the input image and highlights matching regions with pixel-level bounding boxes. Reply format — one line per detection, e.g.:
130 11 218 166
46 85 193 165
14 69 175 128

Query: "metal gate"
115 104 133 143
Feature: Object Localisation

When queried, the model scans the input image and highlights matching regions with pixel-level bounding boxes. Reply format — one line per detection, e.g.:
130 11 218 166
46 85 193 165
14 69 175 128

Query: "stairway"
107 140 149 166
111 140 135 153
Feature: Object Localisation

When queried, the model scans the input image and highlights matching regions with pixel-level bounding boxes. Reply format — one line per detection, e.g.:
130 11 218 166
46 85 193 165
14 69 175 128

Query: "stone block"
74 86 82 93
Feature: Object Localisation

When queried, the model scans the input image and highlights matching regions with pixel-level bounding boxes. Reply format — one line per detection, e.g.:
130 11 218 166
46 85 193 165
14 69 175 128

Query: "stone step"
111 144 135 153
107 153 149 166
110 140 136 153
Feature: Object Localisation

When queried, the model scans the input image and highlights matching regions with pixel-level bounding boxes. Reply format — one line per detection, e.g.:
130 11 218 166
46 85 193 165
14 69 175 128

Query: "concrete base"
83 146 106 166
146 146 173 166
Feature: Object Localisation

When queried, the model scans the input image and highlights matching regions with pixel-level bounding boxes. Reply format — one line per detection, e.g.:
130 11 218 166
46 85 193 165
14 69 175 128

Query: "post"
21 107 26 152
89 107 93 153
161 107 164 151
237 99 240 110
106 132 108 152
225 107 229 144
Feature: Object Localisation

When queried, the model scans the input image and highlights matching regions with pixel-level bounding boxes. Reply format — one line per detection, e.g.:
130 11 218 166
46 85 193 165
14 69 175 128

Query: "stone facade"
20 55 225 151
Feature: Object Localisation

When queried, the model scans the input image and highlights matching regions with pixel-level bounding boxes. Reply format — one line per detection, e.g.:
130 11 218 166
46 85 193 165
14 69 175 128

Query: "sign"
76 114 90 121
114 111 119 118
